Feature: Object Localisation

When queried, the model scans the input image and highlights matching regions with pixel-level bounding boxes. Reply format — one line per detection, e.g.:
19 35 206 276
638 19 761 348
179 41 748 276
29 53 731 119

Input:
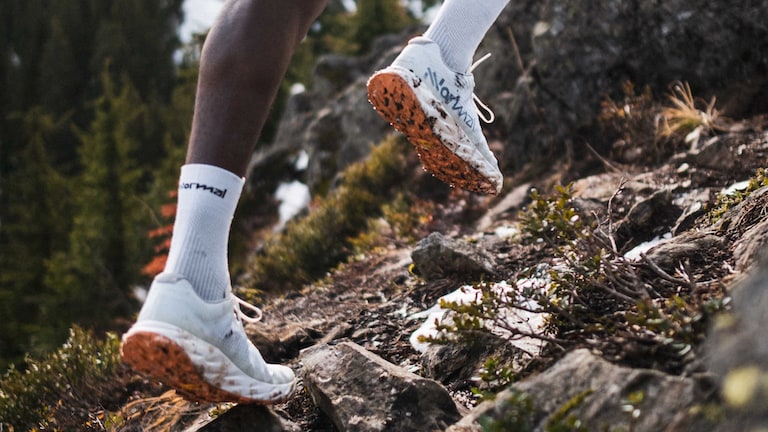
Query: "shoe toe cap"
268 364 296 385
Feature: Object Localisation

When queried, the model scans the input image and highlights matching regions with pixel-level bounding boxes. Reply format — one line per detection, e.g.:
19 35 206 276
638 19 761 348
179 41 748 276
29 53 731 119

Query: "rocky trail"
110 1 768 430
112 123 768 431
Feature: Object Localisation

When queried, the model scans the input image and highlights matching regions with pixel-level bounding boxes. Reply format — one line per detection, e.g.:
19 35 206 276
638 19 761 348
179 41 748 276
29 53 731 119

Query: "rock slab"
448 349 699 432
411 232 497 281
706 250 768 430
301 341 462 432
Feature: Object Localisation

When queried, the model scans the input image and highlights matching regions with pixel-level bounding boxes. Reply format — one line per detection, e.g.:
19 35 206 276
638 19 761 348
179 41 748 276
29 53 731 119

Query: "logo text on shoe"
423 67 475 130
180 182 228 198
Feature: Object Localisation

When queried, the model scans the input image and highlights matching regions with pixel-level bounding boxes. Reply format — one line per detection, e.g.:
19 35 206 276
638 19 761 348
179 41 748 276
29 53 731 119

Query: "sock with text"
163 164 244 301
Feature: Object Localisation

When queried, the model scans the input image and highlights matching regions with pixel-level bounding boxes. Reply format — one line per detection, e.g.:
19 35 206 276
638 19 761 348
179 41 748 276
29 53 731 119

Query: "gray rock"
625 190 675 230
616 190 681 247
705 251 768 430
448 349 699 432
717 186 768 271
301 341 462 432
247 321 321 361
643 231 726 274
421 332 527 385
732 218 768 272
482 0 768 172
571 172 627 201
411 232 497 281
194 404 300 432
476 182 532 231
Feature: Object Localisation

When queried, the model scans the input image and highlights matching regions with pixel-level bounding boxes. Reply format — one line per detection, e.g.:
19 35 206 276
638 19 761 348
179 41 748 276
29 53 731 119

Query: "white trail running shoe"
121 273 296 404
367 36 503 195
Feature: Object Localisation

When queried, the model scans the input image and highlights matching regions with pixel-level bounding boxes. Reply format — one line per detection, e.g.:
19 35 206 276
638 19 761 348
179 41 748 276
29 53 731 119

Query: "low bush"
425 184 725 389
244 136 411 295
0 326 125 431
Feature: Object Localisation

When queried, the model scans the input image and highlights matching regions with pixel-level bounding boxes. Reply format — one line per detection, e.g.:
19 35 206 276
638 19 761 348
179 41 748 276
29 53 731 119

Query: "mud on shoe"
367 36 503 195
121 273 296 404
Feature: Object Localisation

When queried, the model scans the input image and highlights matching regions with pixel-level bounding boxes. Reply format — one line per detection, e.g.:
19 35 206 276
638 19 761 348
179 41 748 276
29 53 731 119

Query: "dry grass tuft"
106 390 216 431
657 81 723 145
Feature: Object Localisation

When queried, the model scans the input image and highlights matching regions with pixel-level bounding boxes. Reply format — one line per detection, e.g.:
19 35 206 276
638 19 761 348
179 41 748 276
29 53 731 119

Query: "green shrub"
472 356 516 401
478 390 534 432
0 326 123 431
519 184 590 247
709 167 768 223
244 136 411 295
427 183 724 398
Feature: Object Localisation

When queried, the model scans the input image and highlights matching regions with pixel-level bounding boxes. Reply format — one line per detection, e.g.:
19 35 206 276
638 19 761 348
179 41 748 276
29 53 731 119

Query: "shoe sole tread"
367 70 500 195
121 331 293 405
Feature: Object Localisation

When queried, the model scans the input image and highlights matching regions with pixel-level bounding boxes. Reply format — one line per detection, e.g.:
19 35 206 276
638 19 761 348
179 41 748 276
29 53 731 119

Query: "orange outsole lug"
121 331 289 405
367 72 497 195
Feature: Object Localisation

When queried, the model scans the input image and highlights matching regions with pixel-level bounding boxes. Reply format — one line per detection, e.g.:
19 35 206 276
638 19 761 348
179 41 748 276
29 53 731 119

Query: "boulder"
421 332 527 385
448 348 700 432
195 404 300 432
254 0 768 197
705 250 768 430
411 232 497 281
301 341 462 432
481 0 768 171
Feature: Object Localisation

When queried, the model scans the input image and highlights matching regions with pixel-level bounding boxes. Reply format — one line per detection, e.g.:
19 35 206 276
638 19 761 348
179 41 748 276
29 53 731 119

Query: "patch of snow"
294 149 309 171
274 180 311 231
408 285 484 353
494 225 519 239
623 232 672 262
721 180 751 196
290 82 306 96
409 279 551 355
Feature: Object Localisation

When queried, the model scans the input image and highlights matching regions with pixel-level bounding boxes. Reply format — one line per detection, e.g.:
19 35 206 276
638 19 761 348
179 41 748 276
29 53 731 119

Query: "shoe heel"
121 331 285 404
121 331 219 403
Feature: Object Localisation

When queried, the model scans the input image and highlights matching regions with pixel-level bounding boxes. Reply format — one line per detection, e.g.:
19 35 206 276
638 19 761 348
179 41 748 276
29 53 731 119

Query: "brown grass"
657 81 722 143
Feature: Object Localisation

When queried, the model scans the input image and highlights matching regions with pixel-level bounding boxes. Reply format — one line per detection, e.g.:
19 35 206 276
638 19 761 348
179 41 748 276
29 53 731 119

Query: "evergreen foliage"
0 108 71 367
349 0 418 54
42 71 148 348
0 0 185 368
0 327 123 431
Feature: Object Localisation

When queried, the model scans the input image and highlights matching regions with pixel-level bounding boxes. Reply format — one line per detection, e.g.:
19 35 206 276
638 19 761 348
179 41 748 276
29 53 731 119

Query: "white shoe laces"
470 53 495 124
235 295 263 324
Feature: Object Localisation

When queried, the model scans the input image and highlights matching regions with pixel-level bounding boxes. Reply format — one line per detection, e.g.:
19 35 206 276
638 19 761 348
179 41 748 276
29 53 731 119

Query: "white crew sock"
164 164 245 301
424 0 510 72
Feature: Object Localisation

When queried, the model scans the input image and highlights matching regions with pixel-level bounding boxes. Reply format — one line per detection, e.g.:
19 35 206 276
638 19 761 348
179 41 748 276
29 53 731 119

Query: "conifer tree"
42 71 148 348
0 0 185 366
0 109 70 367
